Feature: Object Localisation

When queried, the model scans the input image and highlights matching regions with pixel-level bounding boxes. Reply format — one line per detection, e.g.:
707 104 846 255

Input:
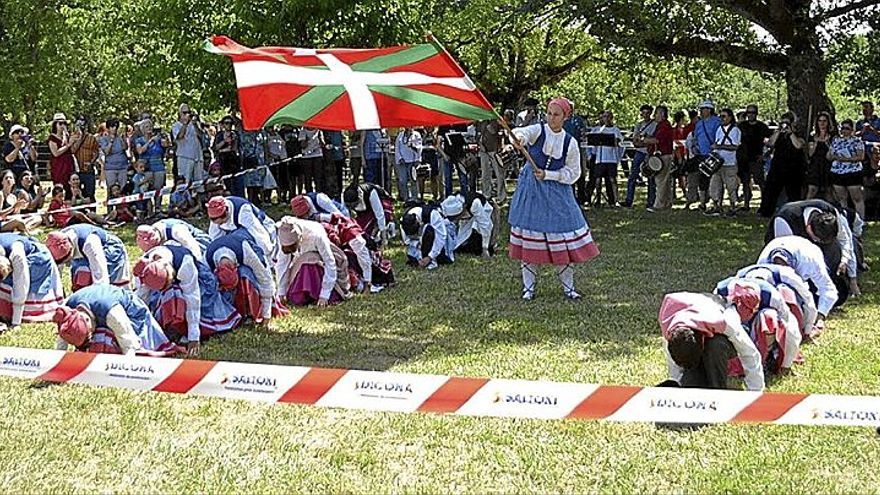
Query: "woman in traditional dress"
290 193 350 223
342 182 394 245
206 195 277 260
136 218 212 259
322 212 395 293
276 216 352 307
46 224 131 291
0 233 65 332
53 284 182 356
507 97 599 300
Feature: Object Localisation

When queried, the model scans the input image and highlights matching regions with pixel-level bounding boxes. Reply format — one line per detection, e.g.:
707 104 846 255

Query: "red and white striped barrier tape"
2 346 879 427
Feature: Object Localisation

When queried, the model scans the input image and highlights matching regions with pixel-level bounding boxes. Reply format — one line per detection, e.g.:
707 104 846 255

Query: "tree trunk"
785 44 833 135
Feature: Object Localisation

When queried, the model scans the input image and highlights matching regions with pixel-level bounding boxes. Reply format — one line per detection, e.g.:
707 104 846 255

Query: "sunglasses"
841 126 853 131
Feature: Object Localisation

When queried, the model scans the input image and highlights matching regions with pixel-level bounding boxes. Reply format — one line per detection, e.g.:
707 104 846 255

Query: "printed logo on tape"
456 379 599 419
188 362 311 402
316 370 449 412
776 395 880 427
608 387 760 424
0 348 64 378
69 354 183 391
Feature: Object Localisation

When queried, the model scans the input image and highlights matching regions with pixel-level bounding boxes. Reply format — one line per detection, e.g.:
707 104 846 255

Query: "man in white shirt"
400 203 455 270
584 110 624 207
707 107 742 217
171 103 204 188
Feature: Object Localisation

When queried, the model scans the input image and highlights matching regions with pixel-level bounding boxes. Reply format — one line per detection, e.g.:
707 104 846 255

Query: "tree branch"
814 0 880 22
707 0 781 40
645 36 787 73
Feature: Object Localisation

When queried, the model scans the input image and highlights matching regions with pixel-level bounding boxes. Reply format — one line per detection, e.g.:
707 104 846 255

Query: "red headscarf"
46 231 73 262
207 196 228 220
290 195 311 218
54 306 90 348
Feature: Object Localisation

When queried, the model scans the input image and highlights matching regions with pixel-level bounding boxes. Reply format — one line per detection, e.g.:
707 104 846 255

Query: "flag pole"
425 32 539 174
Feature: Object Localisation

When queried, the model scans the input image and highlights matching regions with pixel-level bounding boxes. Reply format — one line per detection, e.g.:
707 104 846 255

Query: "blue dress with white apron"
156 218 211 256
147 245 241 336
205 229 268 308
508 126 586 234
64 224 129 288
66 284 176 355
0 233 64 321
224 196 277 259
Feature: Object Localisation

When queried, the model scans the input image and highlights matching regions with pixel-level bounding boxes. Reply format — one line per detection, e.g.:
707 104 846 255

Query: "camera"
780 121 791 132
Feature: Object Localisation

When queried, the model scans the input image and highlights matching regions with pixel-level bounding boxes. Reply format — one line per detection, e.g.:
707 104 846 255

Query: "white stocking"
557 264 577 296
521 262 538 295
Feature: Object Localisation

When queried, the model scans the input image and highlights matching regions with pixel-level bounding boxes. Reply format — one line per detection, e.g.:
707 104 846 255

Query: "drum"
698 152 724 177
415 162 430 178
641 154 663 178
495 149 518 170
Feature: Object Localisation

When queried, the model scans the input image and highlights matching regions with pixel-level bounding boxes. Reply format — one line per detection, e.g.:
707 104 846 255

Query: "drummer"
706 107 741 217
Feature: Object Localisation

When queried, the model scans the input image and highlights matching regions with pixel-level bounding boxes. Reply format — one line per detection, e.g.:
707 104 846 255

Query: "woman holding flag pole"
504 97 599 300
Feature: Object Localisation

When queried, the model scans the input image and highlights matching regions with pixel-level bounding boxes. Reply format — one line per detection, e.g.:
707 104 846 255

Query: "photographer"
134 119 170 209
171 104 204 189
98 118 130 190
4 125 37 178
48 113 76 186
758 112 806 217
69 115 100 202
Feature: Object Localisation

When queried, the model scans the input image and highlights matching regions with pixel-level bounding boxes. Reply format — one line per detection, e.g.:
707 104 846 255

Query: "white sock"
557 264 576 295
521 262 537 294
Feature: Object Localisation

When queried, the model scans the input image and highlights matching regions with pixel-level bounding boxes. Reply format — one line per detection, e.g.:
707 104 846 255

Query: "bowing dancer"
442 193 498 258
206 195 277 261
290 193 350 223
400 201 456 270
507 97 599 300
205 228 284 326
46 224 131 292
758 235 838 336
713 276 802 376
134 244 242 357
53 284 182 356
136 218 212 259
0 233 65 332
342 182 395 246
322 213 395 293
276 216 353 307
736 263 818 339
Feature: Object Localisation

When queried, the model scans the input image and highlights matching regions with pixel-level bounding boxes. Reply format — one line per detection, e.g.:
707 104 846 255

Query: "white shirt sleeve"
349 235 372 284
241 206 274 256
804 252 838 316
394 133 405 163
773 218 794 238
8 241 29 325
543 138 581 185
471 200 493 250
779 269 818 332
82 233 109 285
314 193 342 223
427 210 447 260
314 233 338 300
106 304 143 355
243 242 275 319
368 190 387 233
781 311 802 369
134 277 152 303
171 224 204 259
721 306 765 391
835 211 857 276
208 221 221 240
177 256 202 342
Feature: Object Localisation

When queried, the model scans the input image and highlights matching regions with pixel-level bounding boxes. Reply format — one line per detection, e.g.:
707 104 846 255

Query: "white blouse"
512 123 581 185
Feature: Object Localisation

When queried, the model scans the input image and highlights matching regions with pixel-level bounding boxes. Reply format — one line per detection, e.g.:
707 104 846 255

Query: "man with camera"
70 116 100 202
758 111 806 217
172 103 204 192
3 125 37 179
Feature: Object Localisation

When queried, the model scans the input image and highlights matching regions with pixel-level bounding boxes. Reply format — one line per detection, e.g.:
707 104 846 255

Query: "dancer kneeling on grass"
136 218 211 259
53 284 182 356
322 213 395 293
507 97 599 300
46 224 130 291
0 233 65 332
134 244 241 357
290 193 350 222
735 263 818 339
342 183 395 246
205 228 284 326
276 216 352 307
659 284 798 392
206 195 277 261
400 201 456 270
442 193 499 258
758 235 838 336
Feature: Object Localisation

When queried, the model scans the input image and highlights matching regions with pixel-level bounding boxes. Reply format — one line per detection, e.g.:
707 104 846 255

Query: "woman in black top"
758 112 807 217
806 111 836 200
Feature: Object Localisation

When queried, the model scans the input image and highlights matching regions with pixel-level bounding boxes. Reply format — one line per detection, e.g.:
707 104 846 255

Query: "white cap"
698 100 715 109
440 195 464 217
8 125 28 138
52 112 68 122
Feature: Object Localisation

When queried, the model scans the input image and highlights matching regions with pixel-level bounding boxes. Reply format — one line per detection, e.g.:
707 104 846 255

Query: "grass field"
1 194 880 493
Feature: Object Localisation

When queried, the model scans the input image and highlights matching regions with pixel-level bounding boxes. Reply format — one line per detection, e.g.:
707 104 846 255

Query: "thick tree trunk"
785 45 833 135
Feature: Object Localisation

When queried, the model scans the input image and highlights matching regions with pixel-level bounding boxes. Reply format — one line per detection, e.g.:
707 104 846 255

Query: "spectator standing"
134 120 169 209
171 104 204 190
266 127 289 202
624 104 658 209
213 116 242 197
394 127 421 202
806 112 836 200
689 101 722 210
48 113 75 187
584 110 623 207
98 118 129 191
240 127 268 206
737 104 772 211
419 126 442 200
70 115 100 202
855 100 880 176
561 110 588 204
348 130 363 185
645 105 674 211
3 125 37 178
671 111 691 200
477 119 505 202
827 119 866 220
298 127 324 193
759 111 807 217
324 130 346 197
439 124 470 197
705 108 741 216
363 129 387 189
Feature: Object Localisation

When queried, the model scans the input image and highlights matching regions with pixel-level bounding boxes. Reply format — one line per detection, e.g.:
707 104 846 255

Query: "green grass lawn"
1 195 880 493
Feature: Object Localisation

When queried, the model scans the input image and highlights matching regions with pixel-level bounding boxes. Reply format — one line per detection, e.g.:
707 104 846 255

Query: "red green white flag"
204 35 497 131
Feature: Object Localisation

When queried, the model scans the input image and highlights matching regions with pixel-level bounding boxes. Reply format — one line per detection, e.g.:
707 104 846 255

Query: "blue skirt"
71 235 130 290
0 244 65 322
508 165 586 234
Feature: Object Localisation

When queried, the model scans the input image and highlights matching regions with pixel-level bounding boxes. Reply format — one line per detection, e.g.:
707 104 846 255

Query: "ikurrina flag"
205 35 497 131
